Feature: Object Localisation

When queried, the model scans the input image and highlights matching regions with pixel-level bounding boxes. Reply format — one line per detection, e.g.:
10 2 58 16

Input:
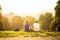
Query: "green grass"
0 31 60 37
0 31 20 37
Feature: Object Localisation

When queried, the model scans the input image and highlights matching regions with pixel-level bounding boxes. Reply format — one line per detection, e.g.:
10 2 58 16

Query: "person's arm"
24 24 25 31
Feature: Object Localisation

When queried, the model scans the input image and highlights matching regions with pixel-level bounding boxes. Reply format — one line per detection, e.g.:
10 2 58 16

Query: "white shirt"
33 23 40 31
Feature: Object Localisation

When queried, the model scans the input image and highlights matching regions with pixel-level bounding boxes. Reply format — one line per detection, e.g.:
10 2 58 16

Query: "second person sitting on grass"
33 21 40 32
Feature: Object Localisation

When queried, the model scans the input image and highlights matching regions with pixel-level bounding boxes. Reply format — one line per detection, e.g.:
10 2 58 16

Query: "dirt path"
0 36 60 40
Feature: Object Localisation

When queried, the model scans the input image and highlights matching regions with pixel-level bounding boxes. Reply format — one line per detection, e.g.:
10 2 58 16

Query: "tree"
52 0 60 31
2 17 10 30
0 5 4 31
55 0 60 18
39 12 53 31
25 16 35 25
11 16 24 31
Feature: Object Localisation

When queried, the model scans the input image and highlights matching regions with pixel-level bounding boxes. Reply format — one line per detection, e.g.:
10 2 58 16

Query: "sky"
0 0 57 18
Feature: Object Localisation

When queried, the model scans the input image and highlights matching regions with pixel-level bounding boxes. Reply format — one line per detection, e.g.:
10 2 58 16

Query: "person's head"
35 21 38 23
26 21 29 23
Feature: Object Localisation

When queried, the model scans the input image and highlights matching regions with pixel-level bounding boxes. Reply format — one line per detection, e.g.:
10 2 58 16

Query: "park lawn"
0 31 60 37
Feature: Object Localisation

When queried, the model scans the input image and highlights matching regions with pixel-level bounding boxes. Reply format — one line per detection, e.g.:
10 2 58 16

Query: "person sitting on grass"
24 21 30 32
33 21 40 32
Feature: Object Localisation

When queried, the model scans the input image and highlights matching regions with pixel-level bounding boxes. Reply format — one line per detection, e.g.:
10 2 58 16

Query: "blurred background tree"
0 5 4 31
2 17 10 30
51 0 60 31
11 16 24 31
39 12 53 32
25 16 35 26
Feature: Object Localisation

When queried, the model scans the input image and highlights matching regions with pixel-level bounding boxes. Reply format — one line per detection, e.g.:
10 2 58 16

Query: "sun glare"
0 0 57 17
